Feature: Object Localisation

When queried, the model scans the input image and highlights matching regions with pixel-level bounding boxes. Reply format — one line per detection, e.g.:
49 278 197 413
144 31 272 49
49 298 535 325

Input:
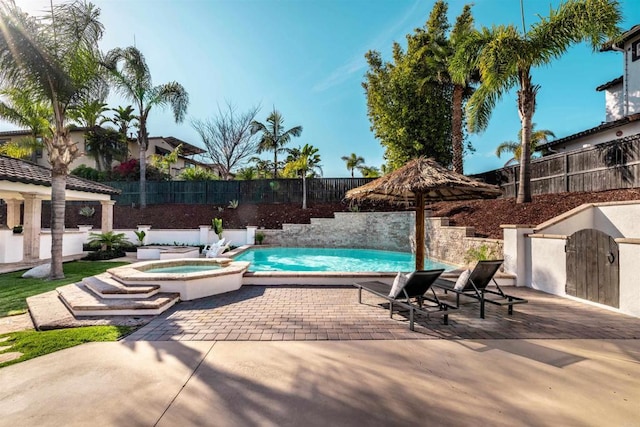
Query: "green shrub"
464 244 499 265
71 165 106 182
178 166 218 181
82 249 125 261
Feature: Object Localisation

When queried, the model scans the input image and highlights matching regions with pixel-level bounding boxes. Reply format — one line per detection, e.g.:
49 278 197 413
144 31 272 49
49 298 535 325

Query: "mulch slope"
35 188 640 240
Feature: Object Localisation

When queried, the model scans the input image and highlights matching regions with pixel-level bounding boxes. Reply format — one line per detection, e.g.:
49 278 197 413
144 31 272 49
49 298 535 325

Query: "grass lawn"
0 261 128 317
0 326 132 368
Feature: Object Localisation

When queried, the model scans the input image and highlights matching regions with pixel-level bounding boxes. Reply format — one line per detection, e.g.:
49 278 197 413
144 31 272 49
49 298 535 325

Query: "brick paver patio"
125 286 640 341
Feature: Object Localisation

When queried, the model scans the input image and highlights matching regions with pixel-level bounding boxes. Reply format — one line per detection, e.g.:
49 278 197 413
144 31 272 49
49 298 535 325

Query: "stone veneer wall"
262 211 503 267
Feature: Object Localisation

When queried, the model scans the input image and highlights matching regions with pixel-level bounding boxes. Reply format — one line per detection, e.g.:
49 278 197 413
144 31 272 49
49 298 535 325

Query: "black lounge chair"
354 269 455 330
433 260 527 319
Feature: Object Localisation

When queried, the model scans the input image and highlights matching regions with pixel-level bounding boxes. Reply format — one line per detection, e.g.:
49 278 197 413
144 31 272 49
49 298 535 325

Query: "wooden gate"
565 229 619 308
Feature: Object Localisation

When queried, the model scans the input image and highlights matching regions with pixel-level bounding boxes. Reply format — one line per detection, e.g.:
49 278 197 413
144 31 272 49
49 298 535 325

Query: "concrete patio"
1 285 639 426
0 339 638 426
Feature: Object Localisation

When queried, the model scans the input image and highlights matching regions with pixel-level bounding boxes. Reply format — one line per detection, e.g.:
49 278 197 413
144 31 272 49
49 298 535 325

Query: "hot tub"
136 246 201 260
108 258 250 300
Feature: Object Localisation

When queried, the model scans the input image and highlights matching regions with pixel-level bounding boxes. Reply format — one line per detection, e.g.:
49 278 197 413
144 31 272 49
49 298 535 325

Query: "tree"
250 109 302 178
283 144 322 209
363 7 453 171
192 102 261 180
69 100 108 128
447 4 478 174
235 166 257 180
150 143 181 175
178 166 218 181
359 166 381 178
496 126 555 166
454 0 621 203
0 1 105 279
103 46 189 208
0 87 50 160
341 153 365 178
84 126 128 171
108 105 138 138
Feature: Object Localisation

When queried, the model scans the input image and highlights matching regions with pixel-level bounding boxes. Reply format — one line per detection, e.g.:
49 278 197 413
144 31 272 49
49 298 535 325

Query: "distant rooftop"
537 113 640 152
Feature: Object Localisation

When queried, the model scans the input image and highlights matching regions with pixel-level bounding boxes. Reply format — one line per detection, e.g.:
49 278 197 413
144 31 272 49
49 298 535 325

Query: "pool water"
234 247 454 272
145 265 222 274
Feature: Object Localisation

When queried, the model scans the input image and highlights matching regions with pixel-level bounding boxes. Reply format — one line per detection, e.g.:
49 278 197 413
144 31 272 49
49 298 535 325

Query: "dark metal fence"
473 135 640 197
103 178 375 205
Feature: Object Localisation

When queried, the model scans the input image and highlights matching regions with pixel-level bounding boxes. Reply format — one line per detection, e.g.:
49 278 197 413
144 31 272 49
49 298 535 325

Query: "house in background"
537 24 640 154
0 128 211 179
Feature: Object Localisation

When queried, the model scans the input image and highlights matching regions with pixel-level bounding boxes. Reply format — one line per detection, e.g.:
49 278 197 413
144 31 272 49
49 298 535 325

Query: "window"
632 39 640 62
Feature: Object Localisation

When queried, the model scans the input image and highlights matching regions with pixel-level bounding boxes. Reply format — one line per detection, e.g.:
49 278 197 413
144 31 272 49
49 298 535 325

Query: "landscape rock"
22 264 50 279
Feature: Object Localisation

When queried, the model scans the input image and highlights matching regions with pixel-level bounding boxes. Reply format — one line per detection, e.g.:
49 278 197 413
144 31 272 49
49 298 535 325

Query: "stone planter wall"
262 211 503 267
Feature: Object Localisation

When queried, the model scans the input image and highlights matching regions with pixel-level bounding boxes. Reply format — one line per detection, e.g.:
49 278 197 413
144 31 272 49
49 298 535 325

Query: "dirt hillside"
49 188 640 239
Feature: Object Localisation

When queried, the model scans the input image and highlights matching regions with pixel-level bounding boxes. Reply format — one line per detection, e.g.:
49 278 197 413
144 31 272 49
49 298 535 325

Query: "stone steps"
57 283 180 317
83 274 160 299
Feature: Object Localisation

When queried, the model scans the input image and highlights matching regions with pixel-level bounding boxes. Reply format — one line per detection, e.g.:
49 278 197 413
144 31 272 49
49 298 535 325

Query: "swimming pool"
233 247 454 272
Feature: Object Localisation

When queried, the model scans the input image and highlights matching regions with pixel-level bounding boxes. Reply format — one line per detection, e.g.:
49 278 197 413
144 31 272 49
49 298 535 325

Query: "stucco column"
21 193 42 260
100 200 116 233
501 224 535 286
5 199 22 228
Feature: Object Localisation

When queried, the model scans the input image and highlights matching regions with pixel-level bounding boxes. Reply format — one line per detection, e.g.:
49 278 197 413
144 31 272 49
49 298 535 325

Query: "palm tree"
341 153 365 178
0 1 105 279
359 166 381 178
103 47 189 208
453 0 621 203
496 126 555 166
69 99 109 128
447 4 478 174
108 105 138 138
251 109 302 178
0 87 51 160
285 144 322 209
84 126 128 171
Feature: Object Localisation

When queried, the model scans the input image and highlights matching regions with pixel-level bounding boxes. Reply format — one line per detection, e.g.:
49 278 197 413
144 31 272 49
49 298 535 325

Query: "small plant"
12 225 23 234
348 203 360 212
464 244 499 265
228 199 239 209
212 218 223 239
255 231 265 245
78 206 95 218
133 230 146 246
217 206 224 213
88 231 131 252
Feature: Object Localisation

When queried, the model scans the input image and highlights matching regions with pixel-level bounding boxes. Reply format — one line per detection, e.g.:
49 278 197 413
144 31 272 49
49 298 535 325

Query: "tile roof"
601 24 640 51
596 76 623 92
0 155 120 195
150 136 206 156
537 113 640 151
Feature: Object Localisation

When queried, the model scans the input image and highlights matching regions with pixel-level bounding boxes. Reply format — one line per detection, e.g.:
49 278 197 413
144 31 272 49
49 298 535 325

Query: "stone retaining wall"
262 211 503 267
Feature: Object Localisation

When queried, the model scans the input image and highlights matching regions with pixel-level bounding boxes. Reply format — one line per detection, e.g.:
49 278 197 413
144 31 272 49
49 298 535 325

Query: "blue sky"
14 0 640 177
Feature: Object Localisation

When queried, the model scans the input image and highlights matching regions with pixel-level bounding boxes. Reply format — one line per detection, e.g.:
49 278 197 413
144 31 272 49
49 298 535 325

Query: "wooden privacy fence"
474 135 640 197
103 178 375 205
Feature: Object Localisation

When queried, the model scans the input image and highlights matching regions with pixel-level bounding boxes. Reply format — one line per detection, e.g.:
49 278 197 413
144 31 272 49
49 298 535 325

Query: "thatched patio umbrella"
345 157 502 270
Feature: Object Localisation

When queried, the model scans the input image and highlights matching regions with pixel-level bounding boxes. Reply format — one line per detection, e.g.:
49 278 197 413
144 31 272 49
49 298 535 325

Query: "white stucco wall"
528 236 567 296
535 205 594 235
502 226 534 286
605 83 624 122
0 231 23 263
595 203 640 237
618 241 640 317
624 35 640 116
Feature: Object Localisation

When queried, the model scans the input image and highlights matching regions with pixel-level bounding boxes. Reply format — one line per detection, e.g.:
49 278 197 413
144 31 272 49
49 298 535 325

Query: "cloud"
312 0 422 93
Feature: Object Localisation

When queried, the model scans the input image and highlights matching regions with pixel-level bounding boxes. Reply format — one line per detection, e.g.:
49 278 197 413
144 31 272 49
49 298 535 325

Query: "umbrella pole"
415 193 425 271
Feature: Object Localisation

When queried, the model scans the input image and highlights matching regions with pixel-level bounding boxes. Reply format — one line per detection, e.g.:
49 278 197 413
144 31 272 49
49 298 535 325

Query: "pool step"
57 283 180 317
83 274 160 299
